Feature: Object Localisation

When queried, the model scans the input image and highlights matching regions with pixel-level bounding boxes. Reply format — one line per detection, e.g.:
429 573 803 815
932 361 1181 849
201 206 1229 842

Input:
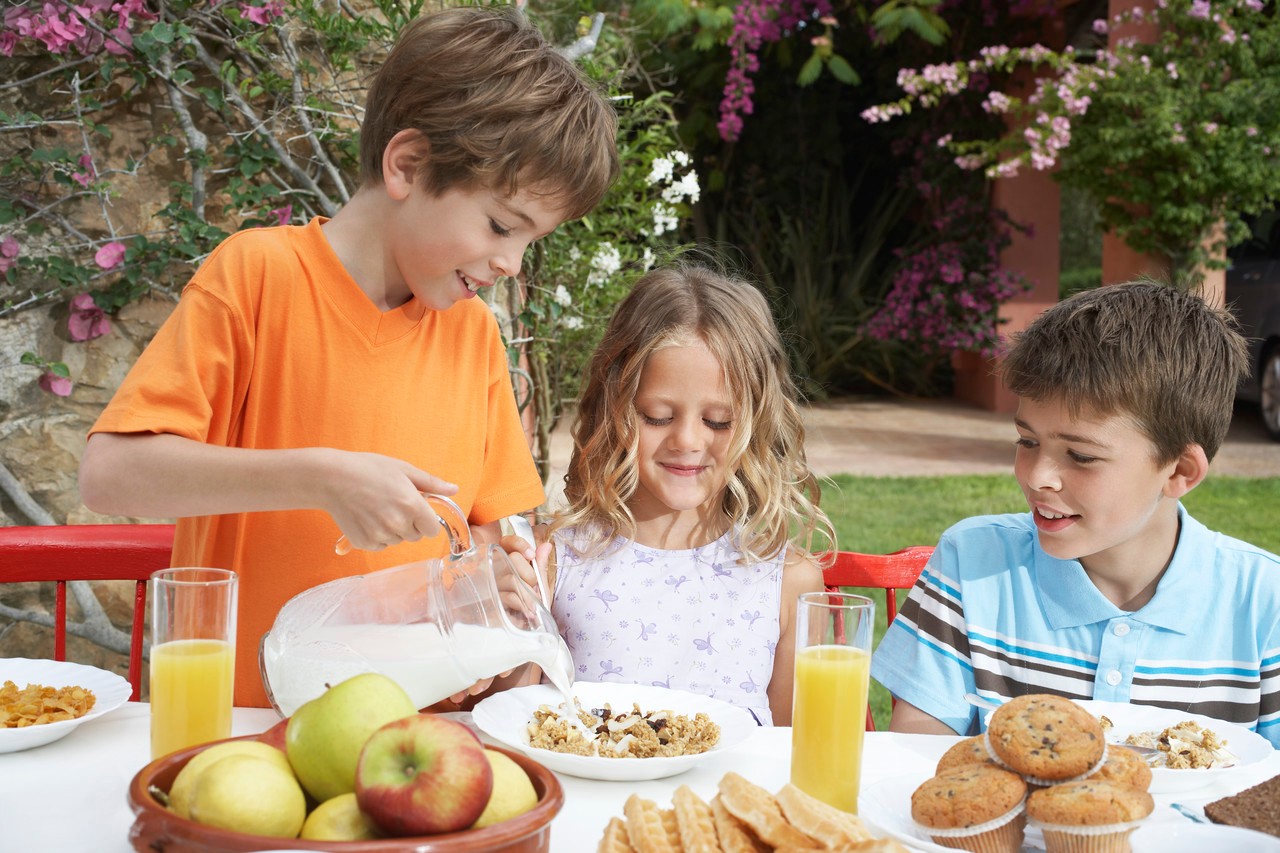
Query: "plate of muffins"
861 694 1185 853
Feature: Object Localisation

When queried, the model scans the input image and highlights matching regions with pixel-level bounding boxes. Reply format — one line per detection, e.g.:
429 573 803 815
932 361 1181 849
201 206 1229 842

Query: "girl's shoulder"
780 548 824 594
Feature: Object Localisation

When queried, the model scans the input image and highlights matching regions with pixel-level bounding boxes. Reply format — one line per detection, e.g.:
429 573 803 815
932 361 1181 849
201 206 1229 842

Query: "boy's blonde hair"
361 6 619 219
553 261 834 564
1000 280 1249 463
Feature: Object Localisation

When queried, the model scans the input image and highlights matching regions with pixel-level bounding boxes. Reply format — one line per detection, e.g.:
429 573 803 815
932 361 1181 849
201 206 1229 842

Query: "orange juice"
150 638 234 759
790 644 870 813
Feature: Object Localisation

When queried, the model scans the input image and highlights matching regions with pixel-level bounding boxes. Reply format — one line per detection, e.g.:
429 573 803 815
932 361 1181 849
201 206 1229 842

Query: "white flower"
553 285 572 307
591 242 621 275
651 203 678 237
587 242 622 286
568 246 582 262
662 171 701 204
647 157 674 185
562 315 584 330
671 150 691 167
641 247 654 270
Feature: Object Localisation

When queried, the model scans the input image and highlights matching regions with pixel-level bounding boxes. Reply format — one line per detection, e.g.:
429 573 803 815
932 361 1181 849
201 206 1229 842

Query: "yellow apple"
189 753 306 838
167 740 292 819
301 792 382 841
471 749 539 829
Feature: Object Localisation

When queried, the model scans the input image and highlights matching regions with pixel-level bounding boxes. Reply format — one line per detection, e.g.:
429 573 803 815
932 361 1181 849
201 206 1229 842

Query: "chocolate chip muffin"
1084 744 1152 792
1026 779 1154 853
986 694 1105 783
911 764 1028 852
936 735 995 773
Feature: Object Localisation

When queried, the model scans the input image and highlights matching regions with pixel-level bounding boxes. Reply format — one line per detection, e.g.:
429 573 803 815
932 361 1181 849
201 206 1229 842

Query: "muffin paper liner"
984 732 1109 786
1031 817 1145 853
914 799 1026 836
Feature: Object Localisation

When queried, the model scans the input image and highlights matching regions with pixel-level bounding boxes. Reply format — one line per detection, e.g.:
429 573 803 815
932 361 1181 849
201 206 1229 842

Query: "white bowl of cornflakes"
1 657 131 753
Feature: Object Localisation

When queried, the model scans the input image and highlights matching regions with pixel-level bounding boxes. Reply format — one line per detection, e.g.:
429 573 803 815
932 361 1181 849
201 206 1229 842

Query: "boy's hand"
325 451 458 553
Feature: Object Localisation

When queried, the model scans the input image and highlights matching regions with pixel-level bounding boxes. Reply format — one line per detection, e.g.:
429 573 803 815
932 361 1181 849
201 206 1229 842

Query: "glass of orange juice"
790 591 874 813
149 567 237 759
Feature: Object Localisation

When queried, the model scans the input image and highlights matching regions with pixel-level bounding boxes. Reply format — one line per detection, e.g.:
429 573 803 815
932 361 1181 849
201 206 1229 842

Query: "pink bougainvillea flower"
0 235 19 274
270 204 293 226
104 26 132 55
94 241 126 269
241 0 285 24
39 371 74 397
68 292 111 341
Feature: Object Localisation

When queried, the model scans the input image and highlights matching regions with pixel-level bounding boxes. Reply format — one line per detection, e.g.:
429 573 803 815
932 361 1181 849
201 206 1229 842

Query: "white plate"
1131 822 1280 852
860 774 1188 853
1073 700 1274 795
0 658 132 753
472 681 757 781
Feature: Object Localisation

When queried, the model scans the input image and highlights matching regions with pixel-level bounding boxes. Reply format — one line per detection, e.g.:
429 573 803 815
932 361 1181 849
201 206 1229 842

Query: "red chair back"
0 524 175 700
820 546 933 731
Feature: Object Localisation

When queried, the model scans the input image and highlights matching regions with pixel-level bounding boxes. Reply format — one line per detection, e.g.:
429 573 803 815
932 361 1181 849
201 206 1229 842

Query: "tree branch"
557 13 605 62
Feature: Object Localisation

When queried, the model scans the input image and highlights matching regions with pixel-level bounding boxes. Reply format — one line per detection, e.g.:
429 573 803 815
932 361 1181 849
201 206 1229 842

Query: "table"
3 703 1277 852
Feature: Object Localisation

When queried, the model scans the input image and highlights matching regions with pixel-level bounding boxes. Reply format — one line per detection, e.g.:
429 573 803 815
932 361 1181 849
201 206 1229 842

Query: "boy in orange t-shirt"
78 6 619 708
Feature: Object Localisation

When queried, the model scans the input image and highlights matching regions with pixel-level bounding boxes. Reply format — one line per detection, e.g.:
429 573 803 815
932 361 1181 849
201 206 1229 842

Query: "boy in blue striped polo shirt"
872 281 1280 747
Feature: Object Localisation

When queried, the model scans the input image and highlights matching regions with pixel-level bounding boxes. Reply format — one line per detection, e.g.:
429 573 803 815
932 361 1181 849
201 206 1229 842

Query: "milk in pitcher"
262 620 576 716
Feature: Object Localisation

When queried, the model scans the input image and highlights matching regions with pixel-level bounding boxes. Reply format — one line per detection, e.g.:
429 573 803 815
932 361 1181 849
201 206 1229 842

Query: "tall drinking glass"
790 591 874 813
149 568 238 759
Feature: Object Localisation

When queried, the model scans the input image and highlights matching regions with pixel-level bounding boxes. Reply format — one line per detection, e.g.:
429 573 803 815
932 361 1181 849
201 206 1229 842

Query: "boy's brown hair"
360 5 619 219
1000 281 1249 463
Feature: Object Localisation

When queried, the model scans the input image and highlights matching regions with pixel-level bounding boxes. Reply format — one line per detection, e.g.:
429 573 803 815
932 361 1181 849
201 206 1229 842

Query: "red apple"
354 714 493 836
257 717 289 752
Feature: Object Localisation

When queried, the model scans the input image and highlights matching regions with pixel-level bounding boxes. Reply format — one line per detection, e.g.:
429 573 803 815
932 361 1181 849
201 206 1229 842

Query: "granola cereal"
526 699 720 758
1122 719 1237 769
1098 712 1237 769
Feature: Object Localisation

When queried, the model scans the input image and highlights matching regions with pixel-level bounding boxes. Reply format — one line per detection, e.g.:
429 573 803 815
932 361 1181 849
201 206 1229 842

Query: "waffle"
599 816 638 853
601 773 911 852
624 794 682 853
775 782 873 847
717 772 817 848
673 784 721 853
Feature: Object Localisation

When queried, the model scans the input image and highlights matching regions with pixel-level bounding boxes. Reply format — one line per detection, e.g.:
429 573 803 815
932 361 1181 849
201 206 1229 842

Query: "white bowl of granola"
472 681 758 781
1075 700 1273 794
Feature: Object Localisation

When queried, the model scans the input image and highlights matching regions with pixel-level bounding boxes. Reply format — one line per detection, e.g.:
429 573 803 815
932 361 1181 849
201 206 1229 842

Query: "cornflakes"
0 680 96 728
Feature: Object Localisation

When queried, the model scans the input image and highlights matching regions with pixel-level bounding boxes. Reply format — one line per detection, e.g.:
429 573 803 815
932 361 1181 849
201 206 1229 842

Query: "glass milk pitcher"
258 494 573 716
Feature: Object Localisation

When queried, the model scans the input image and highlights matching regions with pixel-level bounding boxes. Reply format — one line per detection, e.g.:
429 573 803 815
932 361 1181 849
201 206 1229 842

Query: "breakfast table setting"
4 536 1278 852
2 678 1279 853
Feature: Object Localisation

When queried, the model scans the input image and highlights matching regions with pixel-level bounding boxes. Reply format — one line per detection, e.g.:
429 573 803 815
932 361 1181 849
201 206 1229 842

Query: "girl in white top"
530 260 834 725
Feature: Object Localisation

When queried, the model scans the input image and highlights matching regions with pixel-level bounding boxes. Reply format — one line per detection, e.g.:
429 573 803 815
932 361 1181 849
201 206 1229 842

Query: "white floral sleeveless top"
551 527 784 725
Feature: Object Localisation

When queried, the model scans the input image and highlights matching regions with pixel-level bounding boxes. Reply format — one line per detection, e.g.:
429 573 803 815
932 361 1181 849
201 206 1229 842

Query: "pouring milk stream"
259 494 578 717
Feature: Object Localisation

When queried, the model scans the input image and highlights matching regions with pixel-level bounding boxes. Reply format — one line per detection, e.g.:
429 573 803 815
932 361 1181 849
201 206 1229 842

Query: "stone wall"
1 293 174 673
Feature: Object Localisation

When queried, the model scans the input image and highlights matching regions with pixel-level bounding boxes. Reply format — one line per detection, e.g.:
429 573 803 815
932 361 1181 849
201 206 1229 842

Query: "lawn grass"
820 473 1280 730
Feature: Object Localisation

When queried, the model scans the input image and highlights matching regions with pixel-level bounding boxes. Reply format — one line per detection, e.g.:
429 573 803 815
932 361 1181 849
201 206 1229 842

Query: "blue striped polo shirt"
871 505 1280 747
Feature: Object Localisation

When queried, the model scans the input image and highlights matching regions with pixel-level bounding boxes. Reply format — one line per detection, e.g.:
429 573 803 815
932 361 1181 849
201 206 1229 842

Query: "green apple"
285 672 416 803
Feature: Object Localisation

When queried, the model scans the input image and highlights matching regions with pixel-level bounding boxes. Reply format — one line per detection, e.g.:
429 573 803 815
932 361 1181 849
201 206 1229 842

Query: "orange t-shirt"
90 218 545 707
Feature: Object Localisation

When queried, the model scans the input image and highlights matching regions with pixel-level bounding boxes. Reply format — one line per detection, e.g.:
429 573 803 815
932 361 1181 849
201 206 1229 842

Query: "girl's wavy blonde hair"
550 261 834 565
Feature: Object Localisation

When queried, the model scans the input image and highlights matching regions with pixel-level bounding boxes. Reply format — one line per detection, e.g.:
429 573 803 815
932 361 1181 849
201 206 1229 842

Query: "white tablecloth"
3 702 1277 852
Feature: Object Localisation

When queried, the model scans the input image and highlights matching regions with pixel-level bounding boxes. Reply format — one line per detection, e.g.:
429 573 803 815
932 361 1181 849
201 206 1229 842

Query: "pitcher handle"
334 492 473 558
426 493 472 560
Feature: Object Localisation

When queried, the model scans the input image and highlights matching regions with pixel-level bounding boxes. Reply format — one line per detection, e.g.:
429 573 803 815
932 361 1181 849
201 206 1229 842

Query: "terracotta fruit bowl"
127 736 563 852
